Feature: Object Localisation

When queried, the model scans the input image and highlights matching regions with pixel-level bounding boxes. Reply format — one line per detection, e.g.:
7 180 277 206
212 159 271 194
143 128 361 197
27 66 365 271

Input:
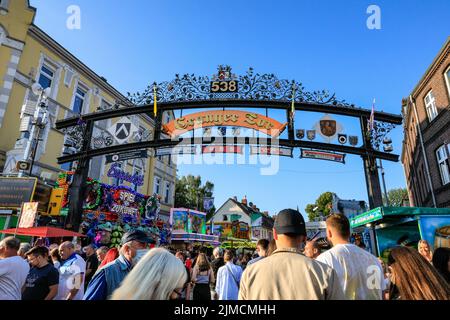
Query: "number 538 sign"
210 80 238 93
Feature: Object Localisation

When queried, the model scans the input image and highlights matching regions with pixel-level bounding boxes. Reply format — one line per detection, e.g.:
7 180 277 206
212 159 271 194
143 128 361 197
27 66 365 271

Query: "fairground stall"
55 172 172 248
170 208 220 251
210 220 255 254
350 206 450 260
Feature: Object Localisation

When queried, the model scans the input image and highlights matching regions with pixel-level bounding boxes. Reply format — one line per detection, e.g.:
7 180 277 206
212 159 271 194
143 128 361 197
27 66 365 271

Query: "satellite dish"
43 87 51 99
31 83 43 96
31 83 51 99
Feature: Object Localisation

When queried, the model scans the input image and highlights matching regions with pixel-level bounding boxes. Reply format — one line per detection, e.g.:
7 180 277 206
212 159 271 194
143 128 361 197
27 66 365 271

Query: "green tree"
174 175 216 219
305 192 334 221
383 188 408 207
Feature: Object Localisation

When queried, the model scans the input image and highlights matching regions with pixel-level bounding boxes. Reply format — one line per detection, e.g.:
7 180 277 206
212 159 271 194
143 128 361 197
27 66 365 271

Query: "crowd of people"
0 209 449 300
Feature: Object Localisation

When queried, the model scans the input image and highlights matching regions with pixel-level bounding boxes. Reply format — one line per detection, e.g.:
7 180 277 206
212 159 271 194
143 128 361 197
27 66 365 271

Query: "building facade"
331 193 368 220
401 37 450 208
0 1 176 219
210 196 274 241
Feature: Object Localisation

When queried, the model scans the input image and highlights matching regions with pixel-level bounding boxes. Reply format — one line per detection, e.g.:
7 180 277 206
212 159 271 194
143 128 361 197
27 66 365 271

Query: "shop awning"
350 207 450 229
0 226 85 238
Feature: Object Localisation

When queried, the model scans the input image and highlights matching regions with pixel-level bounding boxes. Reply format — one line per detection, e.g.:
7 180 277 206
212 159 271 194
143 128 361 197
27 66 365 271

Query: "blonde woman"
110 248 187 300
418 240 433 264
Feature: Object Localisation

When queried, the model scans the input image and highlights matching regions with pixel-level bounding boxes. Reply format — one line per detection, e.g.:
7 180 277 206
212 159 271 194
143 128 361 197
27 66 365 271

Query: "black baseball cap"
120 230 154 245
274 209 306 236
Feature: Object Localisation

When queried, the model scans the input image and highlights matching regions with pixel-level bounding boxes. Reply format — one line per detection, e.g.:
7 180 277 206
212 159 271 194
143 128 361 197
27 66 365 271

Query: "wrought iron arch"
54 66 403 232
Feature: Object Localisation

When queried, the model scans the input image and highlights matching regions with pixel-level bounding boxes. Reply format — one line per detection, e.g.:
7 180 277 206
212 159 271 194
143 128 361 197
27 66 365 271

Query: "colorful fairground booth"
170 208 220 251
350 206 450 261
55 172 172 248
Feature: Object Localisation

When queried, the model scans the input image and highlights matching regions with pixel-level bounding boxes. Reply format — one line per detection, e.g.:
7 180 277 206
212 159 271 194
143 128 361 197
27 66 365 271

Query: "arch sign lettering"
56 65 402 230
163 110 287 138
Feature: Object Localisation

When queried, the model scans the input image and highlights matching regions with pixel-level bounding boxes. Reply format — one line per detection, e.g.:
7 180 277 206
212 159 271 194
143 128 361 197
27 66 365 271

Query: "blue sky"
31 0 450 219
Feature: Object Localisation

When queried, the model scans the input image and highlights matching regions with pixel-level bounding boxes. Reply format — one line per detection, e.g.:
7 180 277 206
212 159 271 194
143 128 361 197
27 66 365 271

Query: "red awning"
0 226 85 238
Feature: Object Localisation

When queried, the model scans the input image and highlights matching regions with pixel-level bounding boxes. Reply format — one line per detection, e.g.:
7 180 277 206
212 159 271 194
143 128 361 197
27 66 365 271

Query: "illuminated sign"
350 208 383 228
107 163 144 186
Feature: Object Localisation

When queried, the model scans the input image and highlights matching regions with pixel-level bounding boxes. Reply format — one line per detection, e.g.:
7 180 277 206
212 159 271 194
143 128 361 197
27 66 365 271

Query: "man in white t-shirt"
55 241 86 300
0 236 30 300
316 214 385 300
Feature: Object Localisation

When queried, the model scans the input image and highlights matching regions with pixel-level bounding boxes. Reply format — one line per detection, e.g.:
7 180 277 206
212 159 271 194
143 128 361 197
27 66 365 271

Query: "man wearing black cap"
83 230 153 300
238 209 344 300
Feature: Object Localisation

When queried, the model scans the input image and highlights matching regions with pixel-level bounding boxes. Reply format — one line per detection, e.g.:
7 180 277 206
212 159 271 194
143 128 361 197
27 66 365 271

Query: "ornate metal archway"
55 66 402 231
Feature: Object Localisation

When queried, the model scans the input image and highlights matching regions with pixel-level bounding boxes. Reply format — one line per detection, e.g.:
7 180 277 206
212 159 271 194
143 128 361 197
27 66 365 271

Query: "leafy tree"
175 175 216 219
383 188 408 207
305 192 334 221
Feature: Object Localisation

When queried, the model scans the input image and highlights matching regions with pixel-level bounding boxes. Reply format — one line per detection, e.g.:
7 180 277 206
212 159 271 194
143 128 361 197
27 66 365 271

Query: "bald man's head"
59 241 75 260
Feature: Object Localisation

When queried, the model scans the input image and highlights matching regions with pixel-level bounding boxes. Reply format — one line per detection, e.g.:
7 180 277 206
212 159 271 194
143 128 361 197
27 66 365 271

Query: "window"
424 91 438 122
73 86 87 114
154 177 161 194
436 144 450 185
445 67 450 97
164 182 170 203
165 112 171 124
38 64 54 90
60 162 73 172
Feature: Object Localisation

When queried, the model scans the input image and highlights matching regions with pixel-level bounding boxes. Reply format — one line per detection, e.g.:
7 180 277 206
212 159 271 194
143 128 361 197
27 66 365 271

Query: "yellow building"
0 1 176 219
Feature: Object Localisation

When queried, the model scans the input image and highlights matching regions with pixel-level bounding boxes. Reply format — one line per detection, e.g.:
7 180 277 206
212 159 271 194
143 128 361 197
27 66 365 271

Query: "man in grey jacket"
83 230 153 300
238 209 345 300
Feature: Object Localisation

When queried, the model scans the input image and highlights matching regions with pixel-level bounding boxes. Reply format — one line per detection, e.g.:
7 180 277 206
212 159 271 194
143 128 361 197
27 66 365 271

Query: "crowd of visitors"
0 209 449 300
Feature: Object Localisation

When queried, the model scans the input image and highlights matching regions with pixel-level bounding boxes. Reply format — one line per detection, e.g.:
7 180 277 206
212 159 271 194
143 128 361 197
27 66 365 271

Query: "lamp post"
19 83 50 177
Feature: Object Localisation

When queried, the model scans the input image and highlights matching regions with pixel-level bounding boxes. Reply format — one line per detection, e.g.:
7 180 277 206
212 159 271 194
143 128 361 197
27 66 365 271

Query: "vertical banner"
19 202 38 228
203 197 214 211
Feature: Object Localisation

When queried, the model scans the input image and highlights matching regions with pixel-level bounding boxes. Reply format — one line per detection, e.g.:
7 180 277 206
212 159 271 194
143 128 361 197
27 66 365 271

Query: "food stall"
350 206 450 260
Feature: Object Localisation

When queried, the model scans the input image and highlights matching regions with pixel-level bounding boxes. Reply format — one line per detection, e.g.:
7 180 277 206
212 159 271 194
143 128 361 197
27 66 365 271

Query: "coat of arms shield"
307 130 316 140
296 129 305 139
320 120 337 137
349 136 358 146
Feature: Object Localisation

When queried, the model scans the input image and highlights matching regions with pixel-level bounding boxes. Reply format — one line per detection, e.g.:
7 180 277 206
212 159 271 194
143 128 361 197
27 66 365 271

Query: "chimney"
233 196 238 201
252 204 257 211
241 195 247 205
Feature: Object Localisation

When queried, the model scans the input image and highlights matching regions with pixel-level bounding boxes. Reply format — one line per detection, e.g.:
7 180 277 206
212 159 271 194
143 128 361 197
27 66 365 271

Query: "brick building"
401 37 450 208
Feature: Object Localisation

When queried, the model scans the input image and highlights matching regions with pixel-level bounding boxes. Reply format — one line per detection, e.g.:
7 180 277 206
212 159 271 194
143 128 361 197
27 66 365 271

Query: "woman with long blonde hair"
388 246 450 300
111 248 187 300
418 240 433 263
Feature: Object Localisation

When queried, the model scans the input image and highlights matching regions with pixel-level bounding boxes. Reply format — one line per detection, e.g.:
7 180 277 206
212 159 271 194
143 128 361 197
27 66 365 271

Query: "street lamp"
19 83 51 177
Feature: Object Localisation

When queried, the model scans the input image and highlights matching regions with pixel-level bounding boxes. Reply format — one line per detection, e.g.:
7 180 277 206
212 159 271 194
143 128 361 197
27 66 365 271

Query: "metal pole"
14 207 22 238
19 93 44 177
28 126 42 176
371 224 379 257
379 159 389 206
409 96 437 207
